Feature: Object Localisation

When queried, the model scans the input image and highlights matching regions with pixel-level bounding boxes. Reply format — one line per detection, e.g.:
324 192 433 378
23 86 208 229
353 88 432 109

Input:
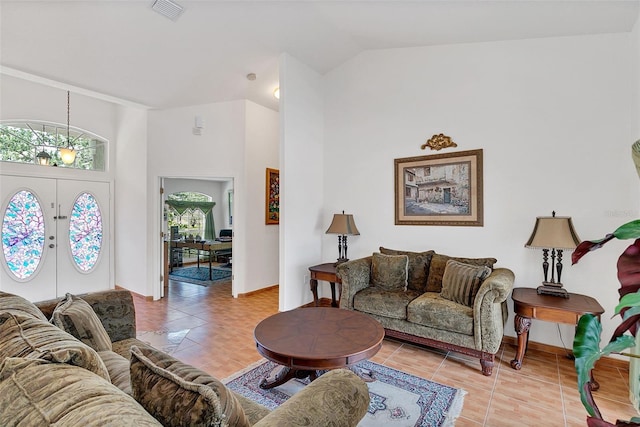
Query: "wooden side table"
309 263 341 307
510 287 604 380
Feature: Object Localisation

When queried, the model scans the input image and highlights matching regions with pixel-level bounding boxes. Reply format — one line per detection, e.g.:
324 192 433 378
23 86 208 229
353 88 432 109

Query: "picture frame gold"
394 149 483 226
265 168 279 224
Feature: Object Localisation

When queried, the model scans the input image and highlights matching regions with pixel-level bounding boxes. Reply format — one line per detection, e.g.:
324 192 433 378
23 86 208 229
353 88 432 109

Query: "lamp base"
334 258 349 267
537 282 569 298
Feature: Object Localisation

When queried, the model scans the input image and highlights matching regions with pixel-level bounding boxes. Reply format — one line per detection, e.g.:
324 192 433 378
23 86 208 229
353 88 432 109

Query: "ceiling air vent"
151 0 184 21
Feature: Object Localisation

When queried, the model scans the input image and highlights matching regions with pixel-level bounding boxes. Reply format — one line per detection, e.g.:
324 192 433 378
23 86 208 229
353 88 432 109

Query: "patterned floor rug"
169 266 231 286
224 359 466 427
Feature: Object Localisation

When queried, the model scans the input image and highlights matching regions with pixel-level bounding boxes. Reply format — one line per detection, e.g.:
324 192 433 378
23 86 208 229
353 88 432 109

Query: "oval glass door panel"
69 192 103 272
1 190 46 280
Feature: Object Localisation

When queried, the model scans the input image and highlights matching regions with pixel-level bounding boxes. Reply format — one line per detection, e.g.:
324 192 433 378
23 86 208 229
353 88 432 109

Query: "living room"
0 1 639 425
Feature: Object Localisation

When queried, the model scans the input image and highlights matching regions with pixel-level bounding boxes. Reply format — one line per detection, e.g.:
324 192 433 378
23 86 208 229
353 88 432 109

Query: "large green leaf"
574 315 635 417
615 291 640 316
613 220 640 240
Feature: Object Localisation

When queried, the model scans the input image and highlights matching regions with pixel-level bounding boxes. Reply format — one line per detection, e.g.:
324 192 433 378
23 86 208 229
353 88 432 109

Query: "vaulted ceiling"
1 1 638 111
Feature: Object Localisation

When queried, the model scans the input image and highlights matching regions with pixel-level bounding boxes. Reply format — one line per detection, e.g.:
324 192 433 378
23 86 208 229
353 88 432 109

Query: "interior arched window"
0 121 107 171
166 192 214 240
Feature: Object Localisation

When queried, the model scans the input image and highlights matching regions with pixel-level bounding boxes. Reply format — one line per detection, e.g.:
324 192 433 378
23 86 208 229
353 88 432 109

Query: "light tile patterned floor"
133 278 639 426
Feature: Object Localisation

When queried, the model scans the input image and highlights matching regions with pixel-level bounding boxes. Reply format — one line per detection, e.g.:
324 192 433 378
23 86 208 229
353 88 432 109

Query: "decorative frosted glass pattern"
1 190 45 279
69 192 103 272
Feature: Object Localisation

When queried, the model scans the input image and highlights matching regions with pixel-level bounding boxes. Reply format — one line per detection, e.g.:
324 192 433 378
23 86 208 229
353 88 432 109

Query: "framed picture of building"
394 149 483 226
265 168 279 224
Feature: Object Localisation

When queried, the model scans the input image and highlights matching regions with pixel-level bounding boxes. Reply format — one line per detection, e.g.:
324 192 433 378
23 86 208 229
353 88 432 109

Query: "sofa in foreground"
337 247 515 376
0 289 370 426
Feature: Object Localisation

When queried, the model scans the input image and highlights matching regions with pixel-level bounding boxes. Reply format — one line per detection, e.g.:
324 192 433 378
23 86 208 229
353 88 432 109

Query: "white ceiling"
1 1 638 112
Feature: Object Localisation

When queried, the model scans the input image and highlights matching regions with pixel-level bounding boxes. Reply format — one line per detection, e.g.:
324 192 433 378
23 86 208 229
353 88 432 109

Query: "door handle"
49 244 55 249
55 204 68 220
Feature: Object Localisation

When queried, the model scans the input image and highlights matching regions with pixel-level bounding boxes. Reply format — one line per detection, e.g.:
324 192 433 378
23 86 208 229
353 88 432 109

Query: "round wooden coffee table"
254 307 385 389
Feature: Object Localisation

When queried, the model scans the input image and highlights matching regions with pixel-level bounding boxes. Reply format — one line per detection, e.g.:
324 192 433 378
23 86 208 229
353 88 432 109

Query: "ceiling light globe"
59 147 77 165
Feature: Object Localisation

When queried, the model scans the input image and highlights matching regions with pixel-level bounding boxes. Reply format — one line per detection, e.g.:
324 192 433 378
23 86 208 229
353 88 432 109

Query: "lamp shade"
326 213 360 236
525 216 580 250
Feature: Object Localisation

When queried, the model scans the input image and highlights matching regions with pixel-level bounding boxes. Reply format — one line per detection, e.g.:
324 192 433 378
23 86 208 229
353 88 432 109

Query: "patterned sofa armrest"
253 369 369 427
472 268 515 353
36 289 136 343
336 256 372 310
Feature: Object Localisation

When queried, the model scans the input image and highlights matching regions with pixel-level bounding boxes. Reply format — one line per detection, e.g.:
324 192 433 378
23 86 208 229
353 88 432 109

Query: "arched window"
0 121 107 171
166 192 215 240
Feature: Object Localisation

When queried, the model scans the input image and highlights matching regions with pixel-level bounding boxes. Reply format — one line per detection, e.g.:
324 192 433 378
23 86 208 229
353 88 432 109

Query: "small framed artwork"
265 168 279 224
394 149 483 226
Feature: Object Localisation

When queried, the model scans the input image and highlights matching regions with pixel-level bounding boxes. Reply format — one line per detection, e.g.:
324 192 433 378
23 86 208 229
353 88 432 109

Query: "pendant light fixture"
59 91 77 165
36 150 51 166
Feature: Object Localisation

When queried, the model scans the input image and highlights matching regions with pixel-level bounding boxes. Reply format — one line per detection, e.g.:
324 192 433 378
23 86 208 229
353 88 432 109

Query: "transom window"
0 121 107 171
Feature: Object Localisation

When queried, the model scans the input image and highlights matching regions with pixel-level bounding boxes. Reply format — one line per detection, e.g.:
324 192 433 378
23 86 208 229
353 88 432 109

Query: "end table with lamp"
515 212 604 388
312 211 359 307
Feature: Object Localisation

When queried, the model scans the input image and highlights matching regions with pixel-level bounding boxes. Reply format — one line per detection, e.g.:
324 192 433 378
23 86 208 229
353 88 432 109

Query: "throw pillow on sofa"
426 254 497 293
440 259 492 307
0 311 110 381
0 291 48 322
371 253 409 291
51 293 113 352
130 345 251 427
0 357 161 426
99 350 132 395
379 247 435 292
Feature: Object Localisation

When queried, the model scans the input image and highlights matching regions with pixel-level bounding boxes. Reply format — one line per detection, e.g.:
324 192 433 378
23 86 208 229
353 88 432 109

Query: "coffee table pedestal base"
259 366 325 389
259 364 376 389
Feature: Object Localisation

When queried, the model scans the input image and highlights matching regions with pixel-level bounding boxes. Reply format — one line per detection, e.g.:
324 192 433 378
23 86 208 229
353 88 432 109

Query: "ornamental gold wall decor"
421 133 458 151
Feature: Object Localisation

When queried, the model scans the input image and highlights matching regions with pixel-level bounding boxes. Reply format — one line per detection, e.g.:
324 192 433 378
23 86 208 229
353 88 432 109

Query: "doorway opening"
161 177 234 298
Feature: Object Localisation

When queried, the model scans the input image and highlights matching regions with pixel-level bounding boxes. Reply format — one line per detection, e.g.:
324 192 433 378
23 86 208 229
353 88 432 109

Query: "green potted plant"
572 219 640 426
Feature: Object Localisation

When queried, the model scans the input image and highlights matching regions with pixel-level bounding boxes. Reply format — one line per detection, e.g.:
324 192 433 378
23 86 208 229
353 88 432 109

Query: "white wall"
634 10 640 138
147 101 244 297
279 54 325 310
147 100 279 297
0 75 117 150
114 106 148 296
321 33 638 349
245 101 280 291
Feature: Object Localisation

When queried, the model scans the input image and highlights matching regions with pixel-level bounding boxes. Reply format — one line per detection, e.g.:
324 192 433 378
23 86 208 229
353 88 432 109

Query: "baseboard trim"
502 335 629 370
115 284 153 301
237 285 279 298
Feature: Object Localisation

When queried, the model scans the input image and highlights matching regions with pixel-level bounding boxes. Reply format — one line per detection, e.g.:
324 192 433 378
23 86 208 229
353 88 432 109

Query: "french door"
0 175 110 301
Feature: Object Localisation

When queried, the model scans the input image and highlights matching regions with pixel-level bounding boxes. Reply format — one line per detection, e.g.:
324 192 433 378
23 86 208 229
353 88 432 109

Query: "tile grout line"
556 354 570 427
481 346 504 426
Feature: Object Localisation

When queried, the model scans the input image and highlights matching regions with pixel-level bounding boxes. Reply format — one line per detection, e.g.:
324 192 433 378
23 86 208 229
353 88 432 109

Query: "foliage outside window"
0 122 106 171
166 192 213 239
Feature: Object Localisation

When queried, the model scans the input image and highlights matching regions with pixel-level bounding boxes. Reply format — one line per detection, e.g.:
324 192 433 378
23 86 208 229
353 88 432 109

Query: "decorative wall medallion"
421 134 458 151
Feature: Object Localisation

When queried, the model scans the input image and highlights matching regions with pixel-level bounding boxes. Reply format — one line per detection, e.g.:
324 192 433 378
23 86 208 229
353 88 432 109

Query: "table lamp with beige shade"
525 211 581 298
326 211 360 266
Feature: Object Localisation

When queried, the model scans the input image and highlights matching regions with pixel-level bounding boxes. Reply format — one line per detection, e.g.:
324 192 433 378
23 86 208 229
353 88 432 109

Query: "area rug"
224 359 466 427
169 266 231 286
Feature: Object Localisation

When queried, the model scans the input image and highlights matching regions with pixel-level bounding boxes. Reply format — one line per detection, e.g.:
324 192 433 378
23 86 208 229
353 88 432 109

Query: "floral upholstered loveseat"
0 289 370 426
336 247 515 376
